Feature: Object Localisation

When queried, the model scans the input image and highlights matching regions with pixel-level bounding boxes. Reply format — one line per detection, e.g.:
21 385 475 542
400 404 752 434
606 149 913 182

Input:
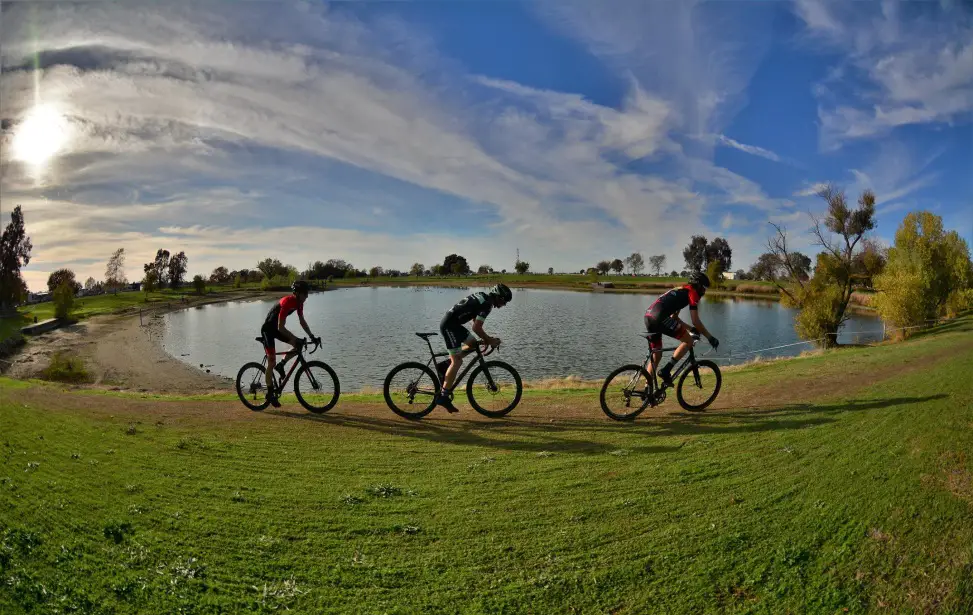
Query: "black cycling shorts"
644 314 687 352
260 324 289 357
440 317 474 354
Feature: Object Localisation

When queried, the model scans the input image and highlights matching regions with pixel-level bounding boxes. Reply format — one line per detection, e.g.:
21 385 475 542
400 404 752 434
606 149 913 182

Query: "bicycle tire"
236 362 273 411
383 362 440 420
599 364 653 421
294 360 340 413
466 360 523 418
676 359 722 412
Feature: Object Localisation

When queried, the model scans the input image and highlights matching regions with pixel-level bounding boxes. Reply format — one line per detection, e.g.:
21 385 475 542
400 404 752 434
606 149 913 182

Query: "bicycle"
235 337 340 413
382 332 523 420
599 331 722 421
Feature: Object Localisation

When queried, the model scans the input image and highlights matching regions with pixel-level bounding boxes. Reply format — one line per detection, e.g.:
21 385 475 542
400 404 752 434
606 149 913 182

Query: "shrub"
233 274 242 289
192 274 206 295
41 352 90 383
53 282 75 319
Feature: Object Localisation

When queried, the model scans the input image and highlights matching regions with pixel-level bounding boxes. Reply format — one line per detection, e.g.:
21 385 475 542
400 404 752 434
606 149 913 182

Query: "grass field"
1 315 970 613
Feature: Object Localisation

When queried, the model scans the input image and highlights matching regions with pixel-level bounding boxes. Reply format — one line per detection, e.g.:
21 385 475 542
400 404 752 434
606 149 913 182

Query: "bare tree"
648 254 667 276
105 248 126 294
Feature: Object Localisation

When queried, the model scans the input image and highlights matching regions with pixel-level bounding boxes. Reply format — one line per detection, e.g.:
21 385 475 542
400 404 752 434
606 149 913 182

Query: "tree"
768 185 877 347
142 269 159 293
256 258 288 280
167 251 188 288
84 277 98 292
410 262 424 277
610 259 624 275
53 281 75 319
192 274 206 295
548 267 554 275
477 264 493 275
369 266 384 278
875 211 973 332
153 249 170 286
515 260 530 274
47 269 81 294
624 252 644 276
431 264 443 276
670 270 679 277
209 266 231 284
104 248 126 294
442 254 470 276
0 205 32 311
683 235 708 272
852 238 886 289
596 260 611 275
706 260 725 289
734 269 749 280
649 254 667 276
705 237 732 273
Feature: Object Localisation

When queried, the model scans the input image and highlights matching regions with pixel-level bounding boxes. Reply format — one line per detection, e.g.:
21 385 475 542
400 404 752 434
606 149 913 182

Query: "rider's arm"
471 318 497 346
298 314 314 340
690 310 713 339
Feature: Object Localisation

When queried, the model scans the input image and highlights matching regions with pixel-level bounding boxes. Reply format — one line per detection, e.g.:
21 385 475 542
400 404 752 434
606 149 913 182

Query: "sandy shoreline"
4 290 286 395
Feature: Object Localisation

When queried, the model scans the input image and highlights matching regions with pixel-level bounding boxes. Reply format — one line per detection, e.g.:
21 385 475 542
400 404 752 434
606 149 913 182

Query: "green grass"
0 314 29 342
1 318 971 613
19 285 270 324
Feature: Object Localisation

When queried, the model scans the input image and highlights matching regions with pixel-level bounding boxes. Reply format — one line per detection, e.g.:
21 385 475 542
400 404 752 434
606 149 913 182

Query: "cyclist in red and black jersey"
644 271 719 385
260 280 320 407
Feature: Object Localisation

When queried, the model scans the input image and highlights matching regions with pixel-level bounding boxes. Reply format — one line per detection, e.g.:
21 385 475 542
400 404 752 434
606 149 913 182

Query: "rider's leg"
658 329 694 384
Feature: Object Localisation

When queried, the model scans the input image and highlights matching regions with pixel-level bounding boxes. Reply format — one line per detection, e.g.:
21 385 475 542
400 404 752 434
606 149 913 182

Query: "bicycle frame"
638 334 703 404
258 340 318 393
416 334 496 391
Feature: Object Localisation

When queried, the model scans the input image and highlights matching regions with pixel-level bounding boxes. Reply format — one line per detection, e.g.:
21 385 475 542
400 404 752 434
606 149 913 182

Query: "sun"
11 104 70 166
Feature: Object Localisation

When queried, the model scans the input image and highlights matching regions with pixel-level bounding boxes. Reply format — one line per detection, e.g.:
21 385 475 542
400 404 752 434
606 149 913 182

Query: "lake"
160 286 882 392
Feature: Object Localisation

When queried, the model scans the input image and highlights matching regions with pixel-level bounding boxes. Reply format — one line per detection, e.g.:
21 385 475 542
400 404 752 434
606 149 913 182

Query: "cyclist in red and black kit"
260 280 320 407
644 271 719 385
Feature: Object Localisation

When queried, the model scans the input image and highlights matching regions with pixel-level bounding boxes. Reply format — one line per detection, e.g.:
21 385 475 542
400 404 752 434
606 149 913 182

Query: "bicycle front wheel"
383 362 439 420
599 364 652 421
676 359 722 412
236 362 273 411
294 360 340 413
466 360 522 418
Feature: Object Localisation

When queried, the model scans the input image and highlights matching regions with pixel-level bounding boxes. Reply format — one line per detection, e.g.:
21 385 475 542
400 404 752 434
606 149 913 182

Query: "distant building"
723 271 736 280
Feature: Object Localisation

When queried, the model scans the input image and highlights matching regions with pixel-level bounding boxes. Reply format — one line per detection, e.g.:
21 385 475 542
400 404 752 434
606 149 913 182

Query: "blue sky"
0 0 970 291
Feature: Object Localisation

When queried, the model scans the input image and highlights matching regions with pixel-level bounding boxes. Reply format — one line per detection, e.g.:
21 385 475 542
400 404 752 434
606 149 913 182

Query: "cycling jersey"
443 292 493 326
440 292 492 353
644 285 699 351
264 295 304 329
645 285 699 321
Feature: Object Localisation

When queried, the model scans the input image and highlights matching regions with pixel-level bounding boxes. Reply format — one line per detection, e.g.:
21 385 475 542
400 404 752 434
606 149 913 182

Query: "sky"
0 0 971 292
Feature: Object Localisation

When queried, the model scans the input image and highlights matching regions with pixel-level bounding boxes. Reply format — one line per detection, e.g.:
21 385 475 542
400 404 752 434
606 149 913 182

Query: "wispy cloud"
795 0 973 149
716 134 781 162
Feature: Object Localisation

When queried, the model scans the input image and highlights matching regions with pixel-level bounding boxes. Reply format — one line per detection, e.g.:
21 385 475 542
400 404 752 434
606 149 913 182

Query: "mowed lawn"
1 318 972 613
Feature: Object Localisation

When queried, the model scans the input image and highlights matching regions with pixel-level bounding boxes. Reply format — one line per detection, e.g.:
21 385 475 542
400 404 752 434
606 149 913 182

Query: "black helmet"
688 271 710 289
490 282 512 303
292 280 310 294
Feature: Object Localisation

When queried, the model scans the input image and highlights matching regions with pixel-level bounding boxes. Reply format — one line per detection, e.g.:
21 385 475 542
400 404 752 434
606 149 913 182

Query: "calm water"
160 286 882 392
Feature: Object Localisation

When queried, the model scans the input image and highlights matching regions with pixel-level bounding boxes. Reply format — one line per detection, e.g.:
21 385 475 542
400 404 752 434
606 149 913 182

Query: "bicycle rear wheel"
236 362 273 411
676 359 722 412
294 360 340 413
466 360 522 418
383 362 439 420
599 364 652 421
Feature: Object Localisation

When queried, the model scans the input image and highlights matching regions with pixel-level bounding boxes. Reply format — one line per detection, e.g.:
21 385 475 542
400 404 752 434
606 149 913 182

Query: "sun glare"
11 104 70 166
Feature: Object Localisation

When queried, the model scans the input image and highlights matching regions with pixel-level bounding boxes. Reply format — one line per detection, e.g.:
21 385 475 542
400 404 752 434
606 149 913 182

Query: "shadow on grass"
271 393 949 454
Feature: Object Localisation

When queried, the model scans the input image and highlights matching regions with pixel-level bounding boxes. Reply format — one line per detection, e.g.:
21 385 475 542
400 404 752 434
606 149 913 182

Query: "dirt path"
7 335 970 434
3 290 285 394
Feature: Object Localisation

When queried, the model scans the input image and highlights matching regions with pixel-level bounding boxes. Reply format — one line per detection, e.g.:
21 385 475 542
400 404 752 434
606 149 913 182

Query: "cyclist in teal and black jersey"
436 283 513 413
643 271 719 385
260 280 320 407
